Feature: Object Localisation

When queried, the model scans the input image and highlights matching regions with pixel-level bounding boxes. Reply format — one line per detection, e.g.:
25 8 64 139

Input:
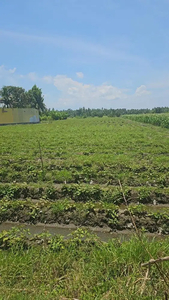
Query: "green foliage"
48 234 65 251
128 204 146 215
0 227 30 250
0 84 46 111
50 110 68 120
62 184 103 202
51 199 76 215
0 86 26 108
138 188 151 203
27 85 46 112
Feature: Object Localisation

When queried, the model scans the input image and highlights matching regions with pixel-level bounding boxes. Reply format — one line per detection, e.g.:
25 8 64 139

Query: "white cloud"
0 65 18 85
0 65 16 76
27 72 39 81
135 85 151 96
43 75 54 84
52 75 126 109
76 72 84 78
1 65 166 109
9 67 16 74
0 65 40 86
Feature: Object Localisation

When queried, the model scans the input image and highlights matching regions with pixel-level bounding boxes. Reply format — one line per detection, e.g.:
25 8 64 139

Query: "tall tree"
27 85 46 112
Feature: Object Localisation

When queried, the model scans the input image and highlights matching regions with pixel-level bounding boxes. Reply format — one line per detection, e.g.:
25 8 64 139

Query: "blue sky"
0 0 169 109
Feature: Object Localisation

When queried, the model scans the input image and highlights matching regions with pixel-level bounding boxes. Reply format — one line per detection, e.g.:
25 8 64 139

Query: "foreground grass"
0 228 169 299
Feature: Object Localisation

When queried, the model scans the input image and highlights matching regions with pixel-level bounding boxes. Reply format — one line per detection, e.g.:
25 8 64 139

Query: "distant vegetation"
41 106 169 120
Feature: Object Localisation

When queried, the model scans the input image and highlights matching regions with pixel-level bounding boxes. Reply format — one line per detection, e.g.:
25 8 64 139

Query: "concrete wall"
0 108 40 125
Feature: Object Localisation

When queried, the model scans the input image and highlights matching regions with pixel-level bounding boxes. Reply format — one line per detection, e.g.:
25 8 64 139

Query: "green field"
1 116 169 299
1 117 169 232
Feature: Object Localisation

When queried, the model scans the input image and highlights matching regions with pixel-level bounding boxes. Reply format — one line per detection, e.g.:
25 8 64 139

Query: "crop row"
0 227 100 250
1 183 169 204
124 113 169 128
0 199 169 233
1 161 169 187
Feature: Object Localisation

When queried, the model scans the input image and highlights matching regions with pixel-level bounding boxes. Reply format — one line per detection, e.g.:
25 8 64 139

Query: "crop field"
1 116 169 299
124 113 169 129
0 116 169 233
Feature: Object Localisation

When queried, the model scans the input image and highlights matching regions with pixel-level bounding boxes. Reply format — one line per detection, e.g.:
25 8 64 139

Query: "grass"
0 227 169 299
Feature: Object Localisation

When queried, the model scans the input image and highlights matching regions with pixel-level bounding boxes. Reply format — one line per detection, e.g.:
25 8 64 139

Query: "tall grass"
0 228 169 299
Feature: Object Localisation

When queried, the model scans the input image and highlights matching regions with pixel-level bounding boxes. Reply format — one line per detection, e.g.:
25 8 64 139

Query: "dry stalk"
140 268 149 295
118 180 140 237
141 256 169 267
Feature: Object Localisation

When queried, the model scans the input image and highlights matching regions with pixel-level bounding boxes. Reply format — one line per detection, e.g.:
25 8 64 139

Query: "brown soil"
1 207 168 234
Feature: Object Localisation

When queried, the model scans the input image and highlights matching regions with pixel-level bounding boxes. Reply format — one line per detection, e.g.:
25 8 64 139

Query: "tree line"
0 85 46 112
41 106 169 120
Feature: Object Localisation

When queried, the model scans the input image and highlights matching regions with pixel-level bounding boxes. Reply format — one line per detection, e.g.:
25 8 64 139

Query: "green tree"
0 86 26 108
27 85 46 112
0 85 46 112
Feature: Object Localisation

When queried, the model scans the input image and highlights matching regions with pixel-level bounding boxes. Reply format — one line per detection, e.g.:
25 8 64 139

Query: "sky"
0 0 169 110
